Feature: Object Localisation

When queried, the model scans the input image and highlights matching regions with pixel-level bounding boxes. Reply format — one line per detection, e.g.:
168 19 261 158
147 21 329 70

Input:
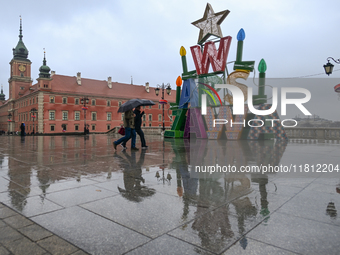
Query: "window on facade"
62 111 68 121
159 124 161 127
92 112 97 121
143 123 145 127
62 97 67 104
149 105 152 109
118 101 122 107
121 113 124 121
107 112 112 121
75 125 79 131
50 97 55 103
91 99 96 106
32 98 35 104
50 125 55 131
75 111 80 121
107 125 111 130
92 125 95 131
29 99 31 105
158 104 161 109
75 98 79 105
20 87 24 90
107 100 111 107
143 115 146 121
149 114 152 121
149 123 152 127
170 115 173 122
158 114 162 121
61 124 67 131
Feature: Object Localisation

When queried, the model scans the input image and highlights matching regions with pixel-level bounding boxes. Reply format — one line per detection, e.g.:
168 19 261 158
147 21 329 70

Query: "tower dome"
12 17 29 61
39 51 51 78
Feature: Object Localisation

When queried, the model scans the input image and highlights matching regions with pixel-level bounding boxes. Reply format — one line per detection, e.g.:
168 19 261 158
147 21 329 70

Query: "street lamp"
31 108 37 135
7 113 12 135
80 97 89 135
155 83 171 131
155 166 172 184
323 57 340 76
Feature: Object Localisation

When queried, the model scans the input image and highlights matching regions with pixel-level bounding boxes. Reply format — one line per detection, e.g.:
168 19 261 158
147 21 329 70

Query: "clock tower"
8 18 32 100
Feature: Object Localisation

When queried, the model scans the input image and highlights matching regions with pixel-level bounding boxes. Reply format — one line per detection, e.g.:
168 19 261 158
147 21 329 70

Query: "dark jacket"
20 123 25 136
133 109 144 130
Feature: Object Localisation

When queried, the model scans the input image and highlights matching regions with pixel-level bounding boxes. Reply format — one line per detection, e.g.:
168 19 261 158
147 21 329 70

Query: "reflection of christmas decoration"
191 3 230 44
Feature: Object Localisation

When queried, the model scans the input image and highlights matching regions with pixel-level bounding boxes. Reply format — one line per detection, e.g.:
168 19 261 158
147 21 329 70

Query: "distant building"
0 20 176 134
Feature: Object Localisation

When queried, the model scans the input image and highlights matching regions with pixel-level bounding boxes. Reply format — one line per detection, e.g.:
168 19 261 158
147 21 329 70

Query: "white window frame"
75 111 80 121
62 111 68 121
107 112 112 121
49 110 55 120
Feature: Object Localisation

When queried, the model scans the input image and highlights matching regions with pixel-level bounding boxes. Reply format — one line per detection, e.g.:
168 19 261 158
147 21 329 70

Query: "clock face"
18 64 26 72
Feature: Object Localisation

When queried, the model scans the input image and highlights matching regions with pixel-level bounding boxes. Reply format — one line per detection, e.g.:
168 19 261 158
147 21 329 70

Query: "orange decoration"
176 76 182 87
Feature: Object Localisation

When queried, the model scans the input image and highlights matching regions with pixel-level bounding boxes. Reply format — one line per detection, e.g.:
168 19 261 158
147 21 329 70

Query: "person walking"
122 106 147 149
113 109 138 151
134 106 147 149
20 122 25 136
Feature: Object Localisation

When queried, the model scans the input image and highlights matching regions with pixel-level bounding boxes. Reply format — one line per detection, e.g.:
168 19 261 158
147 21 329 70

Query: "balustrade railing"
285 127 340 140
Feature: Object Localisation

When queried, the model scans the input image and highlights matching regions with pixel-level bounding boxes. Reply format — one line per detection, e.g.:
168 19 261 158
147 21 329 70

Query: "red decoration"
31 115 36 118
159 99 168 104
82 107 88 110
190 36 232 75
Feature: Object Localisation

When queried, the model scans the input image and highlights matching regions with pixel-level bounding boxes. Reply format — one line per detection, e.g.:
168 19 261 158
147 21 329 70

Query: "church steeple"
12 16 29 61
0 85 5 101
39 50 51 78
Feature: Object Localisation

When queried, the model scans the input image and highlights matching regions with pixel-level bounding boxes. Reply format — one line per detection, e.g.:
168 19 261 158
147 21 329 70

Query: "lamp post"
80 97 89 135
30 108 37 135
155 167 172 184
323 57 340 76
155 83 171 132
7 113 12 135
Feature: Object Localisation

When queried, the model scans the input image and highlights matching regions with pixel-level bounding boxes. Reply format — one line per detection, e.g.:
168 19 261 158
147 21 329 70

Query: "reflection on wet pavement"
0 134 339 254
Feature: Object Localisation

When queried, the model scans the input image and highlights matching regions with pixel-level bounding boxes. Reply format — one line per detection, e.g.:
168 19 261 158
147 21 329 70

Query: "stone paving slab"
0 202 89 255
0 135 340 254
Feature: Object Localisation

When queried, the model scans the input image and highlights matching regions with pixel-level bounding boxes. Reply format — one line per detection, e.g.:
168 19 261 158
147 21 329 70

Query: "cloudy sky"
1 0 340 119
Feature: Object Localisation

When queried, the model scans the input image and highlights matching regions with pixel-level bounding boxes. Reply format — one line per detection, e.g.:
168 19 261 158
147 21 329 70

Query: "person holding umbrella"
113 109 139 151
122 105 148 149
115 99 155 151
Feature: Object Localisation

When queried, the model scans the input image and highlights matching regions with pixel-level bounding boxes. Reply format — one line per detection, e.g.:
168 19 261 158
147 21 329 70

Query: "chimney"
145 82 149 93
51 71 55 76
108 77 112 88
77 72 81 85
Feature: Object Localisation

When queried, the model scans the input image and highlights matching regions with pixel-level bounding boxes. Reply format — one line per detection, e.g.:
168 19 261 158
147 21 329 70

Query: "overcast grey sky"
1 0 340 119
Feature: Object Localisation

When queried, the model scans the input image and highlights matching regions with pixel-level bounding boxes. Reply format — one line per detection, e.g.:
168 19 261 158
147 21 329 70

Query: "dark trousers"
136 128 146 147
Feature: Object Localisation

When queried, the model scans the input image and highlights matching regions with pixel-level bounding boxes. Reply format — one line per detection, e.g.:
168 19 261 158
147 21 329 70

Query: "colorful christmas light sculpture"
164 3 287 140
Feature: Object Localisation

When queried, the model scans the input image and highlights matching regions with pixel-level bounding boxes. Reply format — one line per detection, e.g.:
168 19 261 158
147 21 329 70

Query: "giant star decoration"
192 3 230 44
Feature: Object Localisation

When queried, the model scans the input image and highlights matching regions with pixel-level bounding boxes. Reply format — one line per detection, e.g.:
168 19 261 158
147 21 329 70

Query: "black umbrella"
118 98 155 113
